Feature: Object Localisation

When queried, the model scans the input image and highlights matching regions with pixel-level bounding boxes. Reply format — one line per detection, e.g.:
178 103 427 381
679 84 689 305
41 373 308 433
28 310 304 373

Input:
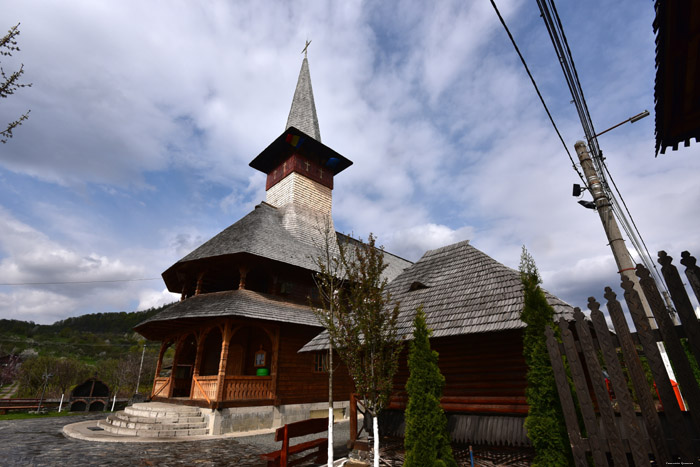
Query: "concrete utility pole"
575 141 682 398
574 140 656 325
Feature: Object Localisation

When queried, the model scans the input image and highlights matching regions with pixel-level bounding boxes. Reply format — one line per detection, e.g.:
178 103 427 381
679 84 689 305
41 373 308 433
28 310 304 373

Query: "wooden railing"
223 376 273 400
151 377 171 398
191 376 217 403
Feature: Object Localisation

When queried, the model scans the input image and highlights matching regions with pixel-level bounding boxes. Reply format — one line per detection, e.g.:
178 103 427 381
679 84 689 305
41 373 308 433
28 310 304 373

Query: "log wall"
275 323 355 405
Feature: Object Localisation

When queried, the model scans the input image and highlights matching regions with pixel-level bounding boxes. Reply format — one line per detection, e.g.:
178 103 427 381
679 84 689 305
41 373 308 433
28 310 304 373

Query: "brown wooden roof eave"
653 0 700 155
249 126 353 175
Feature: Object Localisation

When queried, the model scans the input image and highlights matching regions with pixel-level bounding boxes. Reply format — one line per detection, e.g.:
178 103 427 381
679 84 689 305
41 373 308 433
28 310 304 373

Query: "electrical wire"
0 278 160 286
535 0 671 298
488 0 586 184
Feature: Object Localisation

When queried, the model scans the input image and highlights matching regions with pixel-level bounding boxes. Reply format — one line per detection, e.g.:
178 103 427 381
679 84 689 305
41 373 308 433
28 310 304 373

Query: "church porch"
149 317 280 410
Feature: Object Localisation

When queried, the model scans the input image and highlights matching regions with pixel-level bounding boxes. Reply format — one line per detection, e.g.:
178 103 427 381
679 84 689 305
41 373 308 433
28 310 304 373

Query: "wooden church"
135 50 575 443
134 53 411 434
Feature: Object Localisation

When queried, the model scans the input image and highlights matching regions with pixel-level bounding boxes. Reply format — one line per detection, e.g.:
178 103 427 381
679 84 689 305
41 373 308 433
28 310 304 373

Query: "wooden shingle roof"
162 202 412 292
300 240 574 352
134 289 321 340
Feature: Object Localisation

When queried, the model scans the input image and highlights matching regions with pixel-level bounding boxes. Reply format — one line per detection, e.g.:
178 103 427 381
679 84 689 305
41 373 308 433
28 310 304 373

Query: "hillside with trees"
0 303 173 399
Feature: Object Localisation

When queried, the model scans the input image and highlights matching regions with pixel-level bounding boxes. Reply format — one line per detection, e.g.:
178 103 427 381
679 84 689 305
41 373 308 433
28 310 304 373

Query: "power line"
535 0 670 297
0 338 160 348
0 278 160 286
488 0 586 185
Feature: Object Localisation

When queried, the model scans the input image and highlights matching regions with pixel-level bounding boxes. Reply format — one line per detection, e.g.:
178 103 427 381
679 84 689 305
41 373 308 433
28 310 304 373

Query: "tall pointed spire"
286 45 321 142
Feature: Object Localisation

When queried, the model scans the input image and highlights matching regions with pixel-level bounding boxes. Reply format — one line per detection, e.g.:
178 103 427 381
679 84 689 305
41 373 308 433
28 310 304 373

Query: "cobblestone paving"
0 414 349 466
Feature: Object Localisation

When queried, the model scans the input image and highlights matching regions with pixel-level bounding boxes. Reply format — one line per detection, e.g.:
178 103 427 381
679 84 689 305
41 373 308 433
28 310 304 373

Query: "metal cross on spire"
301 39 312 57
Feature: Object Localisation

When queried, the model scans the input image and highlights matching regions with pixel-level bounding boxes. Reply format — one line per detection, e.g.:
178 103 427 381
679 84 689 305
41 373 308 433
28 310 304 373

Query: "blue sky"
1 0 699 324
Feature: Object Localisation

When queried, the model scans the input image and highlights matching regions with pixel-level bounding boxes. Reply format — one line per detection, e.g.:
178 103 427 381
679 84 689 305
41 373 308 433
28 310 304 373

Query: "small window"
314 352 329 373
409 281 429 291
254 346 267 368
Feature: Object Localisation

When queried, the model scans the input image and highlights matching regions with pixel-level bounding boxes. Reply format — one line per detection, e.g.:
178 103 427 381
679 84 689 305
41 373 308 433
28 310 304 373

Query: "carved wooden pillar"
238 266 249 290
180 284 187 301
192 331 204 378
168 337 184 398
195 272 205 295
191 331 204 399
216 322 232 402
271 325 280 402
154 341 169 378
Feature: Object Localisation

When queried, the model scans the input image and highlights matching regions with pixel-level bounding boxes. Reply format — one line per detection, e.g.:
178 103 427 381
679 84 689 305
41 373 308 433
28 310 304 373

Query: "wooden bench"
260 417 328 467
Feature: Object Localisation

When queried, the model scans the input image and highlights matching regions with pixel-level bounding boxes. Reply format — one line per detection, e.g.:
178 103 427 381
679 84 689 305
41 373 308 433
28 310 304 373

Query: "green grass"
0 410 87 421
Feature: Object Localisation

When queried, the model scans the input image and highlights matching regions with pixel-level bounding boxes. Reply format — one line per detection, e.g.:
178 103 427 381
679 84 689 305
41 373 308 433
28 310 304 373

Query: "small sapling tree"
403 306 457 467
310 215 345 466
519 246 571 466
320 233 402 467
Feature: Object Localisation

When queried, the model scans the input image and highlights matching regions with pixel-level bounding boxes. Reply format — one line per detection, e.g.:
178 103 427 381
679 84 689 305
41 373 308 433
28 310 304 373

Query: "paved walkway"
0 413 351 466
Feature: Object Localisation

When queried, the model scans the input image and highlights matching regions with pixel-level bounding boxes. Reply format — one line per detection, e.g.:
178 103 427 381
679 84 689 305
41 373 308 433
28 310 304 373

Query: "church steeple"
286 42 321 141
249 47 352 247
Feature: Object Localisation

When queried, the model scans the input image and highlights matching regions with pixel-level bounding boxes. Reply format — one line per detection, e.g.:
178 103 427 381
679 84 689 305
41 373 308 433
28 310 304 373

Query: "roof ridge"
422 238 471 257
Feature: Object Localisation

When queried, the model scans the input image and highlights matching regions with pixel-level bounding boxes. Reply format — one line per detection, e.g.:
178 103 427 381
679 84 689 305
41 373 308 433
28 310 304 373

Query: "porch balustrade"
191 375 218 402
151 377 171 398
223 376 274 400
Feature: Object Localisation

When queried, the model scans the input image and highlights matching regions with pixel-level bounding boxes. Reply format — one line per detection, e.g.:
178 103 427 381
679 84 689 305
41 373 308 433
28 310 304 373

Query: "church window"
314 352 329 373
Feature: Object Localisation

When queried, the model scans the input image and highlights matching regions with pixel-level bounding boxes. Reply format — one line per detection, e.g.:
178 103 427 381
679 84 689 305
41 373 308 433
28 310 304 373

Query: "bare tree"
52 358 90 398
1 23 31 143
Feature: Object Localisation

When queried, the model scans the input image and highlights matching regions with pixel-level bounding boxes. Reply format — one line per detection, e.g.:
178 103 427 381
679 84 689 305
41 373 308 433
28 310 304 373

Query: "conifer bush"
403 306 457 467
519 247 572 466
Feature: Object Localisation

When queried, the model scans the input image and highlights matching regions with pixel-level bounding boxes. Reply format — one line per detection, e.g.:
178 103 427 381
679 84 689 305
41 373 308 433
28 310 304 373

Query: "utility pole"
575 141 682 397
574 141 656 325
135 343 146 395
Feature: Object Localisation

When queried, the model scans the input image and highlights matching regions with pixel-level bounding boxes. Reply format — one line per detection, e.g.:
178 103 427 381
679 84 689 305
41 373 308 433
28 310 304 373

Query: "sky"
1 0 699 325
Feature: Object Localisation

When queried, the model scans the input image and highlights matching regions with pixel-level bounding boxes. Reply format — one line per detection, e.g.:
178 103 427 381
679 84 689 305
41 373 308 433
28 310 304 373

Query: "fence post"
544 325 587 467
680 251 700 306
638 263 700 434
588 298 656 465
572 308 628 465
558 318 609 465
604 287 671 463
661 251 700 366
620 275 696 460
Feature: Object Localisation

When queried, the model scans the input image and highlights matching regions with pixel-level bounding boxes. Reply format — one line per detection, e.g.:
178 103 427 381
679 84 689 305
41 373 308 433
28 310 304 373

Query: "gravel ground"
0 413 350 466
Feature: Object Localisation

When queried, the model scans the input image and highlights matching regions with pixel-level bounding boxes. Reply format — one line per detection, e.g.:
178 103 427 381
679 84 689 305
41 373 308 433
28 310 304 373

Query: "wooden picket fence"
546 250 700 465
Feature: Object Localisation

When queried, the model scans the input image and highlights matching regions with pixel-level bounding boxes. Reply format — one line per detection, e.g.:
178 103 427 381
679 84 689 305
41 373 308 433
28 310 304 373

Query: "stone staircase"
97 402 208 438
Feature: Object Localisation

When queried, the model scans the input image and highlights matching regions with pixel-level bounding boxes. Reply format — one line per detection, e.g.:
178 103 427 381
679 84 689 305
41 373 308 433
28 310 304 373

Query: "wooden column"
154 341 169 378
271 325 280 402
238 266 249 290
195 272 205 295
216 322 232 402
168 337 184 398
191 331 204 400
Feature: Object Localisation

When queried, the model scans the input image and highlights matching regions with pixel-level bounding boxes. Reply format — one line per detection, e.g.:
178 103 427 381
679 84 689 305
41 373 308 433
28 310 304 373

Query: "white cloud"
1 0 699 326
137 288 180 311
386 224 475 261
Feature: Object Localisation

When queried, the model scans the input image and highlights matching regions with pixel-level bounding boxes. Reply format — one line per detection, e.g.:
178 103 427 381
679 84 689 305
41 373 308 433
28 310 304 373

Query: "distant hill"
0 303 171 338
0 303 174 362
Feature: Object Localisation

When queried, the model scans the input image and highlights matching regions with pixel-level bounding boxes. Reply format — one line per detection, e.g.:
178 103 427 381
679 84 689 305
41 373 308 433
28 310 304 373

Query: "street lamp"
575 110 650 209
592 110 650 139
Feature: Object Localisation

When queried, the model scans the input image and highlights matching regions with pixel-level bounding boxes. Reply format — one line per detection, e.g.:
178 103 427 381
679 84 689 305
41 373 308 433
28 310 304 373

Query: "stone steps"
98 402 208 438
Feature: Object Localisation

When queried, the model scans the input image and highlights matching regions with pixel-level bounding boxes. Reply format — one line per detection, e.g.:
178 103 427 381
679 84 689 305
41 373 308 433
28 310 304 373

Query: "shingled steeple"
286 44 321 142
249 49 352 247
